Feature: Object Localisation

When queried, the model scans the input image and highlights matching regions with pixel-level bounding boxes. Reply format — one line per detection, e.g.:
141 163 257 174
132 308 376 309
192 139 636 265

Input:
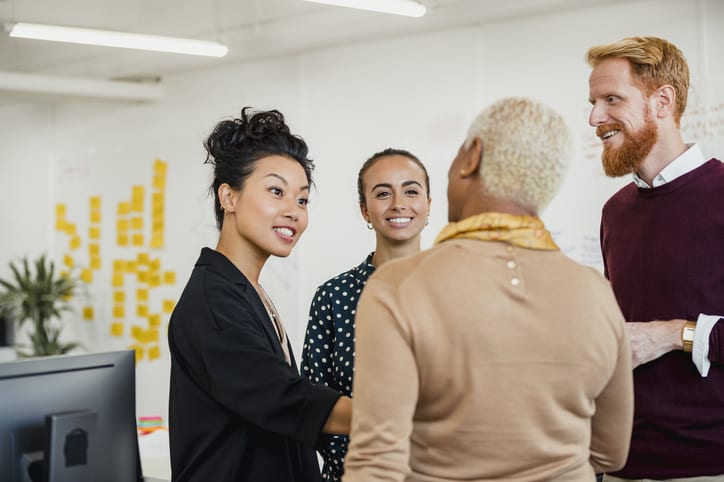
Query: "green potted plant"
0 254 81 357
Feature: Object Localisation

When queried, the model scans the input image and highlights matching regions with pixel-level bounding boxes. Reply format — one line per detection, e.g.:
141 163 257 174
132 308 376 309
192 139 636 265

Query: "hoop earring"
367 222 373 230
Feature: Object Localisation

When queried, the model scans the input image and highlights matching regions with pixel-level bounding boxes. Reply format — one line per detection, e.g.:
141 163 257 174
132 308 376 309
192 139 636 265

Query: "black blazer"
168 248 340 482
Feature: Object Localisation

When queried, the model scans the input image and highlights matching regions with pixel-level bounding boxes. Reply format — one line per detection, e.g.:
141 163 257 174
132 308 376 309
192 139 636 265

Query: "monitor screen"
0 350 142 482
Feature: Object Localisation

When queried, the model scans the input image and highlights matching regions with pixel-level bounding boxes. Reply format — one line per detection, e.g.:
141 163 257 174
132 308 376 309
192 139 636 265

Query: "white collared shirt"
632 143 719 376
632 143 706 188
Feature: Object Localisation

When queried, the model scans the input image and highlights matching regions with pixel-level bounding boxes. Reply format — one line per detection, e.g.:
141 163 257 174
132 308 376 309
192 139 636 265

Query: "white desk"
139 431 171 481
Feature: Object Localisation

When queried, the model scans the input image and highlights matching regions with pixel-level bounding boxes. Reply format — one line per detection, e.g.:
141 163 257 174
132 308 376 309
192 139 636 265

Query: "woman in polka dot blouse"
301 147 431 481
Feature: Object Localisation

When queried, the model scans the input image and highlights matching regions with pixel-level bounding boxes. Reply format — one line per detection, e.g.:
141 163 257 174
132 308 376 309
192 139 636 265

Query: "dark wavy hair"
357 148 430 206
204 107 315 229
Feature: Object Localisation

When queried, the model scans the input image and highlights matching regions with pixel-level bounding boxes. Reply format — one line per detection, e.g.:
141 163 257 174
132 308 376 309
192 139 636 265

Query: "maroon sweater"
600 159 724 478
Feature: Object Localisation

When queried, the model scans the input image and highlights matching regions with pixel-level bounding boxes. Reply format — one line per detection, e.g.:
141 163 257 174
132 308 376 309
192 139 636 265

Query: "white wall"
0 0 722 421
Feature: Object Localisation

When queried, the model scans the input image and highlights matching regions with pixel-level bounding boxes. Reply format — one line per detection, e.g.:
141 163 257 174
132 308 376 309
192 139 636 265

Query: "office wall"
0 0 722 419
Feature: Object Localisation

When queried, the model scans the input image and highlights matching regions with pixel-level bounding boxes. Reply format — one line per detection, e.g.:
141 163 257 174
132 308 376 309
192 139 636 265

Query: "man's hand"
627 319 688 368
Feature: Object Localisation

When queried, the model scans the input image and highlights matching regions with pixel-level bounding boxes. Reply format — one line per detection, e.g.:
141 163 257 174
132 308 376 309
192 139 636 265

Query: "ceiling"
0 0 624 95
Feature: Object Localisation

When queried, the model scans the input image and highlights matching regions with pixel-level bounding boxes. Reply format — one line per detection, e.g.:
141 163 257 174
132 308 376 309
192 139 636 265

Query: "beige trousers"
605 475 724 482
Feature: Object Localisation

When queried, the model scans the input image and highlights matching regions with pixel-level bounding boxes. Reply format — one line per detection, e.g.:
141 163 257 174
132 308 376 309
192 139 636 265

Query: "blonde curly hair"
464 97 572 213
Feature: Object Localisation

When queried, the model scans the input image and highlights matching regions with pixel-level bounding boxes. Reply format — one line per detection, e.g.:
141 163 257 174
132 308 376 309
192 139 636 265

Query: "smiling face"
220 154 309 261
360 154 430 244
588 57 659 177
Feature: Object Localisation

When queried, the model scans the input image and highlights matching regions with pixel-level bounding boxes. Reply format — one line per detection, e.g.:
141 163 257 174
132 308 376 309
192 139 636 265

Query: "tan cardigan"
343 239 633 482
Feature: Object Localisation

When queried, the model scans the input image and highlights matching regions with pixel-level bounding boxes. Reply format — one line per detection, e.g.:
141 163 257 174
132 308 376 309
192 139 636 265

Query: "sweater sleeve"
343 277 417 482
589 288 634 473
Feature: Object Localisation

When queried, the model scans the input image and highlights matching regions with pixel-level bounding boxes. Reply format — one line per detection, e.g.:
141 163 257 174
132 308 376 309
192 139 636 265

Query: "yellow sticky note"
90 257 101 270
131 186 145 212
80 268 93 284
90 210 101 224
90 196 101 210
118 201 131 215
113 290 125 303
65 223 77 236
110 322 124 337
69 236 81 250
137 305 149 317
153 175 166 190
147 328 160 343
162 299 176 314
150 236 163 249
137 271 149 284
64 254 74 268
132 185 145 201
149 274 161 287
137 289 149 301
55 219 68 231
82 306 94 320
117 234 129 247
60 270 69 279
113 305 125 318
149 314 161 327
129 344 144 361
89 226 101 239
148 345 161 361
112 274 124 287
55 204 67 218
131 325 144 342
131 217 143 230
126 261 137 272
137 253 150 265
113 260 125 272
132 233 144 247
149 258 160 271
153 159 167 174
88 243 100 256
117 219 129 232
163 271 176 284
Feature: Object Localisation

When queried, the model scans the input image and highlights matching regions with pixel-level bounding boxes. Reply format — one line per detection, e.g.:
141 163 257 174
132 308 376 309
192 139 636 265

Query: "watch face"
683 327 696 341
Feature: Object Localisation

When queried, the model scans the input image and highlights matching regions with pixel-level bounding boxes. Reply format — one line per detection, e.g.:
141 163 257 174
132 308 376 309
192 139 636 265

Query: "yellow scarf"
434 212 559 251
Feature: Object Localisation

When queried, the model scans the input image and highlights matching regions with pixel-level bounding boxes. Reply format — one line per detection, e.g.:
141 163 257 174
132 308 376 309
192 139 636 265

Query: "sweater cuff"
692 314 721 377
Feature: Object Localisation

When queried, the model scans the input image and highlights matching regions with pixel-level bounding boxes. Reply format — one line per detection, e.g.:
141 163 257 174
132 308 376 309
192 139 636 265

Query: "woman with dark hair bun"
168 107 351 482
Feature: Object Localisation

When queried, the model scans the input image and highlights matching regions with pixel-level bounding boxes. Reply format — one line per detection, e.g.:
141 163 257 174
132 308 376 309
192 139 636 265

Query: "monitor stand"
44 410 97 482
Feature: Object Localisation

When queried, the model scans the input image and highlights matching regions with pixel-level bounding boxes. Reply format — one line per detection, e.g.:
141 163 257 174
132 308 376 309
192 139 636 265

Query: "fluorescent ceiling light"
0 70 164 101
6 22 228 58
302 0 426 17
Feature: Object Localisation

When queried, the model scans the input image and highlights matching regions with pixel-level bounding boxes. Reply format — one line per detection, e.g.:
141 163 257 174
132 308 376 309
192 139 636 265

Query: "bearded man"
587 36 724 482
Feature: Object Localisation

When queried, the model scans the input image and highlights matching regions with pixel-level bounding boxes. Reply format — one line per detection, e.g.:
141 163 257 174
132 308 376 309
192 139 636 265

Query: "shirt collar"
633 143 706 188
353 252 376 274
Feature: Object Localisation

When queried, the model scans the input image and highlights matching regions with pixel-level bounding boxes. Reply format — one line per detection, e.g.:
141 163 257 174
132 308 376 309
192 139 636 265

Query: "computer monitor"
0 350 142 482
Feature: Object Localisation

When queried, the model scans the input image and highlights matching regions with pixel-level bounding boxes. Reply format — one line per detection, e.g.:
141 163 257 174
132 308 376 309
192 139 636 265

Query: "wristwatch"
682 321 696 353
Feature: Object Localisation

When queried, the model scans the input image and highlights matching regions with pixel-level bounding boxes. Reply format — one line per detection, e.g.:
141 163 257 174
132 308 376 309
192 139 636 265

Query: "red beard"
597 115 658 178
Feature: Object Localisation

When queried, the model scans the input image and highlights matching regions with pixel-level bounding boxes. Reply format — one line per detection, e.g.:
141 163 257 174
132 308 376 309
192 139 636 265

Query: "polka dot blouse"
301 253 376 481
